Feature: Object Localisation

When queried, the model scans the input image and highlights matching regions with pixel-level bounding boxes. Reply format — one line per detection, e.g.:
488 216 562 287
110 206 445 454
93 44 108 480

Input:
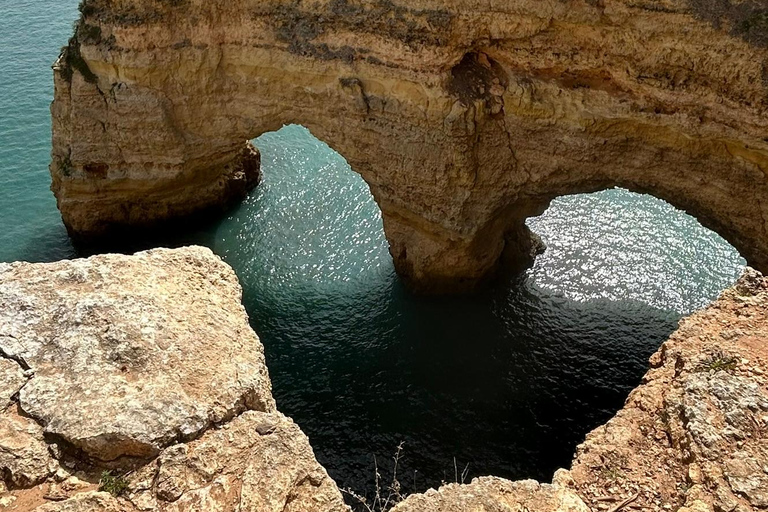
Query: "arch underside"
51 0 768 292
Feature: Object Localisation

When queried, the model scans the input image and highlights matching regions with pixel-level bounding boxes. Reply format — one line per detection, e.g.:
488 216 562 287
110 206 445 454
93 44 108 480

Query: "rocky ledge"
393 268 768 512
0 247 346 511
1 248 767 512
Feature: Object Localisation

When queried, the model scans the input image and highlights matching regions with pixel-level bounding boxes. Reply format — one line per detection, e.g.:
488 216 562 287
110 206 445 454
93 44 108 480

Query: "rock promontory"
52 0 768 291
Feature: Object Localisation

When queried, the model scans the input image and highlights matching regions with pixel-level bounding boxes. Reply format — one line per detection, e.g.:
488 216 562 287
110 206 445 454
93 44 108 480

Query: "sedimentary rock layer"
52 0 768 291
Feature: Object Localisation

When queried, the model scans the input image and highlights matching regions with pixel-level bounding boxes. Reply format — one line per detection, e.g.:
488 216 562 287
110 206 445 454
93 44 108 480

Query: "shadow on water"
252 268 679 495
0 4 743 505
65 208 236 259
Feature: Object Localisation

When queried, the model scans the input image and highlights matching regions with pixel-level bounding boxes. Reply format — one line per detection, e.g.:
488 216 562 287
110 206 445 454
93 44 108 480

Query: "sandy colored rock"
0 248 347 511
4 252 768 512
0 247 274 462
569 268 768 512
9 412 349 512
52 0 768 291
392 477 590 512
127 411 349 512
0 408 56 488
0 358 26 410
31 492 129 512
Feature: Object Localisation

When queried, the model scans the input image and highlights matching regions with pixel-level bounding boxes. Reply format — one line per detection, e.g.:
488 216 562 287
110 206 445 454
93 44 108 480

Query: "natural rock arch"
51 0 768 292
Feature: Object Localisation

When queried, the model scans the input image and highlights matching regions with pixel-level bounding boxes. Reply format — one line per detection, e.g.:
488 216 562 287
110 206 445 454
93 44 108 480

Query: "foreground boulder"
0 247 274 462
0 247 347 511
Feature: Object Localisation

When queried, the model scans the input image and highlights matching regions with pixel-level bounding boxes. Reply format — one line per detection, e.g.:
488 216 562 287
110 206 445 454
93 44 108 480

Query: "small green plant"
99 471 129 497
600 466 624 481
698 351 738 373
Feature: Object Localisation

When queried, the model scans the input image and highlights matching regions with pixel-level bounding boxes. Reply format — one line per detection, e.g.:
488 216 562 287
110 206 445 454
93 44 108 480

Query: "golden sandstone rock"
51 0 768 292
0 248 347 512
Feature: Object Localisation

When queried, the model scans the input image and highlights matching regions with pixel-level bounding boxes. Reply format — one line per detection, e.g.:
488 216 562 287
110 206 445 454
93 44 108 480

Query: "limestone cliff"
2 248 767 511
52 0 768 291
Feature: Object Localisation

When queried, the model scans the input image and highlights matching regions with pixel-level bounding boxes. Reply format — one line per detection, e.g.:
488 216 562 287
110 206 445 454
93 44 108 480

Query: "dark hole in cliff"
448 51 509 106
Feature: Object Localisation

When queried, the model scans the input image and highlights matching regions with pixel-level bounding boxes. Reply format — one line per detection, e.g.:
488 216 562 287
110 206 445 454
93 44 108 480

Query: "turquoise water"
0 0 745 500
0 2 77 264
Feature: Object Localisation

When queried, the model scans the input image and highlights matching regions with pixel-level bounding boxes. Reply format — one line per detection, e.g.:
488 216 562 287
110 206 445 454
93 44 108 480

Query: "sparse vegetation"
99 471 129 497
342 443 472 512
342 443 406 512
598 451 628 482
698 351 738 373
600 466 624 481
59 157 73 177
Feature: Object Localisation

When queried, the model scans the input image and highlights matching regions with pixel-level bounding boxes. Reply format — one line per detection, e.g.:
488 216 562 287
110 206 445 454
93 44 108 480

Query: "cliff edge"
0 247 347 511
1 249 767 511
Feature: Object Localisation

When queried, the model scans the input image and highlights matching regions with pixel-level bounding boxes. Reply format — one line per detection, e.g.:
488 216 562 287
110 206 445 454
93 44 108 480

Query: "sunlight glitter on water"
0 0 747 491
527 189 744 314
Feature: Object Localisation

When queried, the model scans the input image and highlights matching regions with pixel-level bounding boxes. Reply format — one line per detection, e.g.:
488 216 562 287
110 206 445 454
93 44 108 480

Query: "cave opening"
201 125 745 503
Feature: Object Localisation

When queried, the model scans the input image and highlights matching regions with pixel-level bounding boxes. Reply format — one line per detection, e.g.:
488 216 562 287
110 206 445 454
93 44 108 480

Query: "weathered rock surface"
0 409 56 489
0 247 275 463
0 247 347 511
9 412 349 512
392 476 589 512
563 268 768 512
0 360 26 411
127 411 348 512
52 0 768 291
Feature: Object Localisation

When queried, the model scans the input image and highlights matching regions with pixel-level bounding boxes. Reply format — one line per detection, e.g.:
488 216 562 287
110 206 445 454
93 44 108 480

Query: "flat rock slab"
0 247 275 462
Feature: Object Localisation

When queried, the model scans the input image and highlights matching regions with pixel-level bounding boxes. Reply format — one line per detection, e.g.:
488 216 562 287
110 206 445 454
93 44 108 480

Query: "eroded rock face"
568 268 768 512
52 0 768 291
128 411 349 512
392 476 590 512
0 247 274 462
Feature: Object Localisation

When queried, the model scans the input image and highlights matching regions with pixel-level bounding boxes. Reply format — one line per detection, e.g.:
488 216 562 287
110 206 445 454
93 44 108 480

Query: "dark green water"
0 0 745 499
